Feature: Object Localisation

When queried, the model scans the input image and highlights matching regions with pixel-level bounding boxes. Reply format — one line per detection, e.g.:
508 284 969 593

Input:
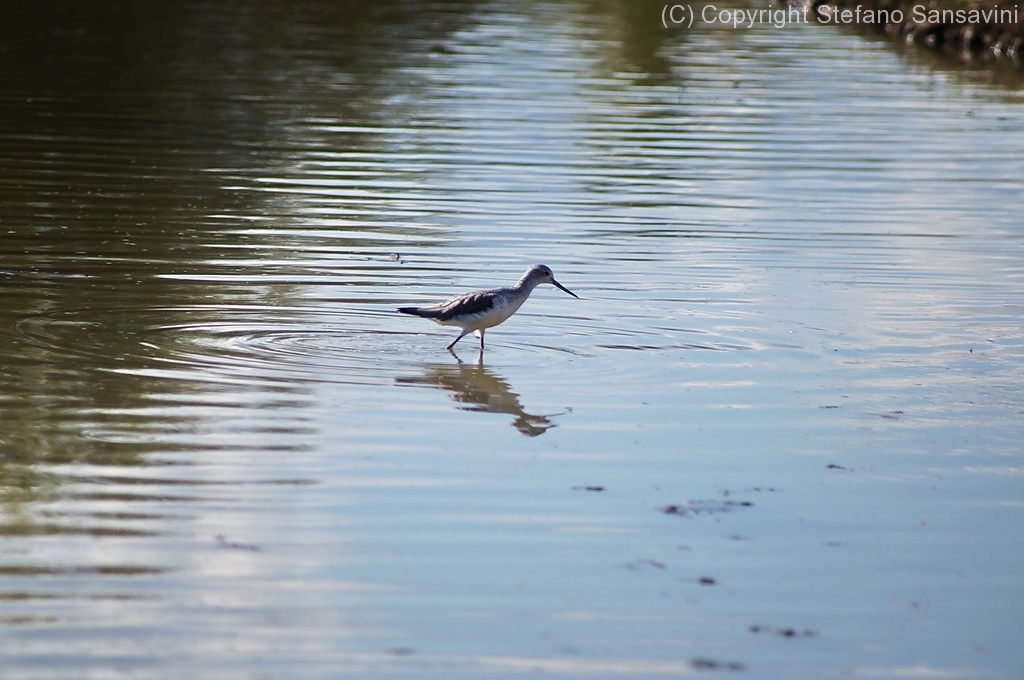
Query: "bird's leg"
447 329 471 351
478 329 485 351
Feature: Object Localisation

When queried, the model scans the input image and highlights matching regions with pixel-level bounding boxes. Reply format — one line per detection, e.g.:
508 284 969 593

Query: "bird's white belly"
437 296 524 331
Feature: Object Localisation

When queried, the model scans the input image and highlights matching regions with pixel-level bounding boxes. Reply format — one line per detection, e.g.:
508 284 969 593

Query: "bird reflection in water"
396 361 561 437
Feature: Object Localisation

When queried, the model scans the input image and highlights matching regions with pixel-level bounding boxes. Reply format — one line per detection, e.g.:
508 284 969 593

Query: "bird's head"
523 264 578 298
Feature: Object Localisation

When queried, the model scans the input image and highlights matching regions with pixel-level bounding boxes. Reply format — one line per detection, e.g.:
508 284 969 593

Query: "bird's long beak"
551 278 579 298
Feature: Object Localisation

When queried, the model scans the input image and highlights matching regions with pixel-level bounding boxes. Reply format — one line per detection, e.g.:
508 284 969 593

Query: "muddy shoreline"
806 0 1024 62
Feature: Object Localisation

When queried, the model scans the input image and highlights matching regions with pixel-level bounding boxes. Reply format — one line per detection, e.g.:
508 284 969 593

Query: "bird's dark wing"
433 290 497 320
398 289 498 320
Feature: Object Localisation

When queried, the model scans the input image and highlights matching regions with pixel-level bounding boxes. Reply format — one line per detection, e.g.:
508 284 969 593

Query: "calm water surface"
2 1 1022 678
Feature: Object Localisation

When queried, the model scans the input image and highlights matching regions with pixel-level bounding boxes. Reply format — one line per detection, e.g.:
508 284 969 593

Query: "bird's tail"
397 306 441 318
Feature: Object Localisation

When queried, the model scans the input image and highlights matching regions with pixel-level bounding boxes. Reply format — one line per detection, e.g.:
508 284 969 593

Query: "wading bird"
398 264 578 352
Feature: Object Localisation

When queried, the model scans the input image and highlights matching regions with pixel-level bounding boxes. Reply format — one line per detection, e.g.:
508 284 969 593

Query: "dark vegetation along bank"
807 0 1024 62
